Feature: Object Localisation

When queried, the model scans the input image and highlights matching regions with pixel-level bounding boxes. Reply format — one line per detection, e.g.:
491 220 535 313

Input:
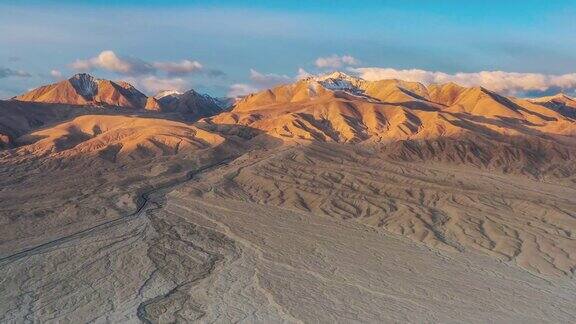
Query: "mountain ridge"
2 71 576 324
15 73 148 109
212 71 575 143
5 71 576 177
14 73 226 116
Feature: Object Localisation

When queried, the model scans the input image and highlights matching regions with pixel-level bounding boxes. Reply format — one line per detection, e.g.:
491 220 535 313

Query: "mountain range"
217 71 575 142
3 71 576 169
14 73 227 115
2 71 576 322
2 72 576 265
10 72 576 139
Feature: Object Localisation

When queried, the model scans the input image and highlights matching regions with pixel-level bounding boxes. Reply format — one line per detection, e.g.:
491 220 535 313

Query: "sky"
1 0 576 98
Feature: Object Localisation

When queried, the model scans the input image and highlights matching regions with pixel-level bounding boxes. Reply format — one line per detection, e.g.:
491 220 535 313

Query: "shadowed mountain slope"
2 72 576 322
205 72 576 177
211 72 575 144
16 73 147 109
14 73 226 117
153 89 224 118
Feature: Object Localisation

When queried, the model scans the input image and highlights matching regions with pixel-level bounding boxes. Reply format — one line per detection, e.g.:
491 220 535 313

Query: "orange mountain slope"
15 73 147 109
14 73 226 117
208 72 576 144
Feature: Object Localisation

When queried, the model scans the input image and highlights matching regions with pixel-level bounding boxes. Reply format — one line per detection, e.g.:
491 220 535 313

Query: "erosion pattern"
0 114 243 254
2 141 576 322
1 72 576 322
188 143 576 277
2 159 576 322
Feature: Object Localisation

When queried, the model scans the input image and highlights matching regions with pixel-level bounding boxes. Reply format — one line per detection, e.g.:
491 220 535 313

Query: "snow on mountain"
302 71 367 95
312 71 363 88
68 73 98 98
154 90 182 99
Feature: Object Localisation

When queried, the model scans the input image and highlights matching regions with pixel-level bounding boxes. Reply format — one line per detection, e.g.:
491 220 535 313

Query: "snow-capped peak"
69 73 98 98
312 71 361 82
154 90 182 99
306 71 365 93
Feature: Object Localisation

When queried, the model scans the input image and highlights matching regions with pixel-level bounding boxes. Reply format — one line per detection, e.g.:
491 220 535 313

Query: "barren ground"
1 142 576 323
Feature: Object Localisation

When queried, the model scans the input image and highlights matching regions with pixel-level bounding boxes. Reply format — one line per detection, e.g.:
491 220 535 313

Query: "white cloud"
350 67 576 95
249 69 291 88
50 69 62 79
0 67 31 78
124 76 189 94
226 69 296 98
71 50 209 77
152 60 203 76
296 68 312 80
226 66 576 98
315 55 359 69
341 55 359 65
227 83 258 98
69 59 93 72
71 50 154 75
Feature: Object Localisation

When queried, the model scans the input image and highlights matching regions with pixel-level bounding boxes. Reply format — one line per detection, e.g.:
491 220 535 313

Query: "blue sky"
1 1 576 98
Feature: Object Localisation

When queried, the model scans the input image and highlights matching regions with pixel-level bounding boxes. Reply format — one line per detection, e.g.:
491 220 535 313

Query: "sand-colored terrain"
14 73 226 118
1 73 576 322
16 73 148 109
0 113 248 255
214 72 576 144
186 143 576 276
2 145 576 322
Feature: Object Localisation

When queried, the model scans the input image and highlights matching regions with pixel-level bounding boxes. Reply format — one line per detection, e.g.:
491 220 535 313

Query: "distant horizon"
11 69 576 101
2 1 576 98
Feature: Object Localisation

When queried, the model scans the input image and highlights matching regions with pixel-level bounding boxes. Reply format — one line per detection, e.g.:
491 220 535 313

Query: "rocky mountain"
0 99 97 149
205 72 576 176
13 73 228 117
210 71 574 143
152 89 224 118
15 73 148 109
529 93 576 119
3 71 576 323
7 72 576 159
